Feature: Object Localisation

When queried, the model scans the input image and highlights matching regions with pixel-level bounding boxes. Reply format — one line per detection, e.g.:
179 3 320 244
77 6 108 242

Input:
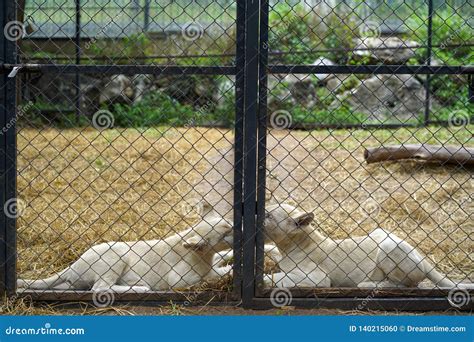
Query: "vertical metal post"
75 0 81 122
469 74 473 104
242 0 260 308
144 0 150 32
424 0 434 125
255 0 269 296
0 0 18 296
232 0 245 300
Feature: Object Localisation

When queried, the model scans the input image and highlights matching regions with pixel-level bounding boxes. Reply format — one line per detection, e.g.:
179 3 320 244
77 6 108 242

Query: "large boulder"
332 74 427 120
100 75 134 105
353 37 419 64
214 76 235 109
132 74 153 103
268 74 318 111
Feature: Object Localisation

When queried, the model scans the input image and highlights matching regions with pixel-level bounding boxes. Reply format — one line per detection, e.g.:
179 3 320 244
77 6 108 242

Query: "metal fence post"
0 0 18 296
144 0 150 32
232 0 246 301
424 0 434 125
255 0 269 296
75 0 82 122
242 0 260 308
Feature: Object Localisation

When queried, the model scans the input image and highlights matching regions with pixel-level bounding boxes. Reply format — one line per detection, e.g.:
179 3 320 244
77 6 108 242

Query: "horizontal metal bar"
269 65 474 75
1 64 236 75
21 43 474 61
18 289 237 304
4 64 471 77
248 297 472 311
25 53 236 61
289 123 421 130
258 287 465 298
284 119 474 131
267 43 474 55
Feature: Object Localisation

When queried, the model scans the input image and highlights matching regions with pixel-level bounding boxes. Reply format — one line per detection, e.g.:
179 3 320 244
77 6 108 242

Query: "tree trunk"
364 144 474 166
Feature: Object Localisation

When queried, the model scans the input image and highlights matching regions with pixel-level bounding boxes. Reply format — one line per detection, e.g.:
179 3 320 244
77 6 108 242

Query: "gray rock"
353 37 419 64
214 76 235 108
100 75 134 104
332 74 427 120
268 74 318 110
312 57 335 82
132 74 153 103
326 74 357 93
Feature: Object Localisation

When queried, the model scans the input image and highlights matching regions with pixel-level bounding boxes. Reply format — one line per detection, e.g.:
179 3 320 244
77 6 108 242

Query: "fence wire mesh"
253 0 473 310
11 0 240 306
1 0 473 310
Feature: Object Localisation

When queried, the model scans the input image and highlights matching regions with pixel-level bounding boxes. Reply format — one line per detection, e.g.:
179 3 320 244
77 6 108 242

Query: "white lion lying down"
261 203 473 289
18 204 233 292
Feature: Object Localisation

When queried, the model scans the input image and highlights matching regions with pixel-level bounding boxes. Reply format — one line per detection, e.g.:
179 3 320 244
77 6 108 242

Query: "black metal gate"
241 0 474 310
1 0 473 310
1 0 245 305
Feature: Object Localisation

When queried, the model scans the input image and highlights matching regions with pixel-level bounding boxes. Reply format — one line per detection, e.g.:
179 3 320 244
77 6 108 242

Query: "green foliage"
268 3 321 64
406 10 473 106
111 92 196 127
111 84 235 128
323 14 359 63
19 101 89 128
268 4 359 64
406 11 473 65
429 102 474 122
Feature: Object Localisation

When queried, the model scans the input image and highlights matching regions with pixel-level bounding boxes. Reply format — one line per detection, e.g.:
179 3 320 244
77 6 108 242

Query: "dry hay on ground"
17 126 474 285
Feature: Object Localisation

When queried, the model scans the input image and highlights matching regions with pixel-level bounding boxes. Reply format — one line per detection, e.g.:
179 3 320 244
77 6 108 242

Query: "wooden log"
364 144 474 166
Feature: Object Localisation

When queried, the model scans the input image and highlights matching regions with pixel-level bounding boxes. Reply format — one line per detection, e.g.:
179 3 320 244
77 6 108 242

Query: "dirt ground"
13 125 474 314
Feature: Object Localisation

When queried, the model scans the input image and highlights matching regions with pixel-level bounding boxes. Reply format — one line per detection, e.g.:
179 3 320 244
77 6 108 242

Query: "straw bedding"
17 126 473 284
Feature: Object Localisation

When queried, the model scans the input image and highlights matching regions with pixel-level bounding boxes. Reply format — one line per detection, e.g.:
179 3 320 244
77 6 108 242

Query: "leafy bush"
406 10 473 106
111 84 235 128
268 3 321 64
268 4 359 64
111 92 197 127
406 11 472 65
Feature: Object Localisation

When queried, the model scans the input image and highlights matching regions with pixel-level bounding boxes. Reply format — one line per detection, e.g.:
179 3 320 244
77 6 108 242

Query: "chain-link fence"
247 0 473 310
1 0 473 310
4 0 242 306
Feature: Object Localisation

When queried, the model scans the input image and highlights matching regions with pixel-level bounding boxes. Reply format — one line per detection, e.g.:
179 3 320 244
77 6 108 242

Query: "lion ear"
294 212 314 227
182 235 207 250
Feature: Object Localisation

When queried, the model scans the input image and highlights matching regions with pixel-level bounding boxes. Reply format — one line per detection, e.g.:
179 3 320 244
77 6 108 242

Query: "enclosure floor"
17 126 474 285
